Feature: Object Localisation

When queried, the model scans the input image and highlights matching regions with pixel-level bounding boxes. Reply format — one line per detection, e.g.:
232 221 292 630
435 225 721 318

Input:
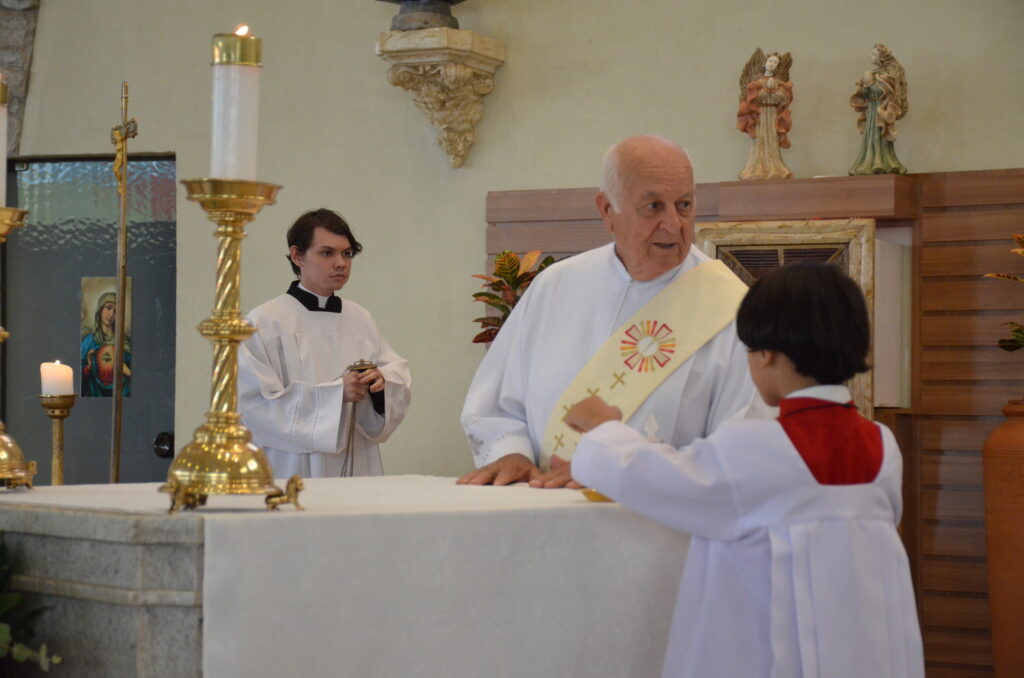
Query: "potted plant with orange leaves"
471 250 554 344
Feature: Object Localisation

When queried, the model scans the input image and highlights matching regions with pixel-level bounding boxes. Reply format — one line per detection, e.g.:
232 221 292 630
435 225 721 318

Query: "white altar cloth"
0 475 689 677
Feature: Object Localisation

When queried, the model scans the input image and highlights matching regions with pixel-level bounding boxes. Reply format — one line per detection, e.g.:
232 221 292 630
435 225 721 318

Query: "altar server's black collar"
288 280 342 313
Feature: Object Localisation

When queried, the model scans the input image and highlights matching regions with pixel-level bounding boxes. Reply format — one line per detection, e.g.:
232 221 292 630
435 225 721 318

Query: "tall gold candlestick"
0 206 36 490
160 179 301 513
38 395 75 485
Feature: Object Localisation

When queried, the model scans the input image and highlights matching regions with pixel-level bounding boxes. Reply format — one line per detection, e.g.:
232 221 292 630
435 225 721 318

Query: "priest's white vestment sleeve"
573 409 924 678
461 244 763 468
238 292 411 478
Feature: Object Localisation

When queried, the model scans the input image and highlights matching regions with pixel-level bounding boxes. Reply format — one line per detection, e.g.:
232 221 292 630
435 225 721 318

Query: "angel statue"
849 44 908 175
736 48 794 181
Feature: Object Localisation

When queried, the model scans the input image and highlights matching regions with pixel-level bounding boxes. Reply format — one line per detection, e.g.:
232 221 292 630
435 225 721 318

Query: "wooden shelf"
717 174 918 221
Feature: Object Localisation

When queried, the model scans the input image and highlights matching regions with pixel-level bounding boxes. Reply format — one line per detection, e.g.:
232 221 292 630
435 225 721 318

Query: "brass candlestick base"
160 179 302 513
39 394 75 485
0 207 35 490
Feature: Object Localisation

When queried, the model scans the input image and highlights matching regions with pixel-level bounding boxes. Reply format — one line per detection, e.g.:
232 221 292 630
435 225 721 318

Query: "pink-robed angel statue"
736 48 794 181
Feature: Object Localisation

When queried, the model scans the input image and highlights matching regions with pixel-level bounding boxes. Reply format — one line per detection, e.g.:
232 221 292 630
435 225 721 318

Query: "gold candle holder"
0 206 36 490
38 394 75 485
160 179 302 513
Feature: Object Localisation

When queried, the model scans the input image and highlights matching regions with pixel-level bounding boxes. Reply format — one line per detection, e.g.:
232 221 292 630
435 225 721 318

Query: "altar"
0 475 689 677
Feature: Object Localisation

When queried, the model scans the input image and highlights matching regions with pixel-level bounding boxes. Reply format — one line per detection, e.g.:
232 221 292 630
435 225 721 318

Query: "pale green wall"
19 0 1024 477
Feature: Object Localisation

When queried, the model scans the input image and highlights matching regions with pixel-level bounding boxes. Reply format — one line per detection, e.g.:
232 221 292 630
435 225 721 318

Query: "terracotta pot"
982 399 1024 676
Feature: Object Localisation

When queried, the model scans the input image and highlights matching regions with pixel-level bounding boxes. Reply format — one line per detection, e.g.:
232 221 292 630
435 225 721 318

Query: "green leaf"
0 593 22 617
493 251 520 285
0 623 11 649
472 316 503 328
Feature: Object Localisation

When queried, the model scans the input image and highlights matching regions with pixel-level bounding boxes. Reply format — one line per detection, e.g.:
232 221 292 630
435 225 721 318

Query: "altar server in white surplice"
566 263 924 678
458 135 764 488
238 209 411 478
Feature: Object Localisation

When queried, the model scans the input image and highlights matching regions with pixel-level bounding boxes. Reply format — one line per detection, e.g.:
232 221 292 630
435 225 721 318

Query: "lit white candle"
210 24 261 180
40 361 73 395
0 73 8 207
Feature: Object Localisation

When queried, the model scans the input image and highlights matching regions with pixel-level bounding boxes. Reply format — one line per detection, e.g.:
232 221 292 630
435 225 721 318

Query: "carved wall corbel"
376 28 505 168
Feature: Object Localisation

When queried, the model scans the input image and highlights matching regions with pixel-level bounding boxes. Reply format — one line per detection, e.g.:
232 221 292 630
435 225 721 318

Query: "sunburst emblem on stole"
620 321 676 372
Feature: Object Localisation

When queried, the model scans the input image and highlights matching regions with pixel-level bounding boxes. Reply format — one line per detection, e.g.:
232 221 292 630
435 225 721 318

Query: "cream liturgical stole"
540 260 748 468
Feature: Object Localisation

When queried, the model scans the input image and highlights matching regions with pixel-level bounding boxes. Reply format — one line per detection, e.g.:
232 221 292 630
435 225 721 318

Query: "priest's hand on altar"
529 454 583 489
456 453 541 486
563 396 623 434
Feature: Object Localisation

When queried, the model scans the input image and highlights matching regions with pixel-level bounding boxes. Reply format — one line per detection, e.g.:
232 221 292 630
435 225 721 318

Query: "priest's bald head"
595 135 695 282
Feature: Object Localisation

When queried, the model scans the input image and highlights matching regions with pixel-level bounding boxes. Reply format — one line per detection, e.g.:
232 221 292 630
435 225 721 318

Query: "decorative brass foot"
265 475 304 511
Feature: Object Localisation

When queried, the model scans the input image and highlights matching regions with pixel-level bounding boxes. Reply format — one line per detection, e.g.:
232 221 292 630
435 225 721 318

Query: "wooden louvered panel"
923 561 989 594
923 666 993 678
921 314 1022 347
923 630 993 668
925 667 994 678
918 419 1001 450
920 349 1022 381
920 279 1022 311
922 594 991 630
921 525 986 558
920 244 1024 277
921 454 984 487
919 170 1024 208
922 489 985 522
920 384 1023 416
486 221 609 255
485 183 721 223
920 209 1024 243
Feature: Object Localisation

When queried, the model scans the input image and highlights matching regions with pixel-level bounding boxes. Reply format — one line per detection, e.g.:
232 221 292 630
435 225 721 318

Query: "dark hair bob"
736 261 870 384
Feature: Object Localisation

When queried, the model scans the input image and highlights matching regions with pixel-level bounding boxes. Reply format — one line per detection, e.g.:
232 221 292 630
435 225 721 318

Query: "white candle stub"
40 360 74 395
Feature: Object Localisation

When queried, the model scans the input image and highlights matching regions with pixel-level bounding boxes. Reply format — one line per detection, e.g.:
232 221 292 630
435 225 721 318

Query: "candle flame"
54 360 61 365
234 24 250 37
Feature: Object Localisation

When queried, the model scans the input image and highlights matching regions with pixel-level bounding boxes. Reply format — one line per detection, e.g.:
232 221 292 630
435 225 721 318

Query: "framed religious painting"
694 218 875 417
81 276 133 398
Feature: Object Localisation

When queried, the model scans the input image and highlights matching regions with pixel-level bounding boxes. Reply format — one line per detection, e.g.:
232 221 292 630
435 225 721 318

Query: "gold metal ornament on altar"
159 178 303 513
0 207 36 490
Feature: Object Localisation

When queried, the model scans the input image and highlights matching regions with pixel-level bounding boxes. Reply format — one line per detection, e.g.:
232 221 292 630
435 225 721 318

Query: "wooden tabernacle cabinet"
485 169 1024 678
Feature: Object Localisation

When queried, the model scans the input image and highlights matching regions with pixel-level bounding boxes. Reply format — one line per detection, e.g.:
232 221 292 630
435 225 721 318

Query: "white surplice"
461 243 761 467
238 288 411 478
572 385 925 678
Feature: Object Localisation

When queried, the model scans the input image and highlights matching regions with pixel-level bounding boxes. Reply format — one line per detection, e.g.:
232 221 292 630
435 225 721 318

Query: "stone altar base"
0 492 202 677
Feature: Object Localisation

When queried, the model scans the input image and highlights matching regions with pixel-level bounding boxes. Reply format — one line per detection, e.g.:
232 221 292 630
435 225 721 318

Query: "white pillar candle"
40 361 73 395
210 25 261 180
0 73 8 207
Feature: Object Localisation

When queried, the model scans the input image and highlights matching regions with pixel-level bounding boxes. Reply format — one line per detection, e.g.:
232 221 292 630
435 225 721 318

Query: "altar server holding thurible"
239 209 411 478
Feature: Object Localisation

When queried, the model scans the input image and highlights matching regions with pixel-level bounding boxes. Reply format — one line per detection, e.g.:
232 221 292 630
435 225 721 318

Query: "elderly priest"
459 135 763 488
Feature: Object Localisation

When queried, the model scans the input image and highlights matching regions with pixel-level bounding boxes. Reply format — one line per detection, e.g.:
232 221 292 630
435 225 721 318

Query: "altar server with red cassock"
566 262 924 678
